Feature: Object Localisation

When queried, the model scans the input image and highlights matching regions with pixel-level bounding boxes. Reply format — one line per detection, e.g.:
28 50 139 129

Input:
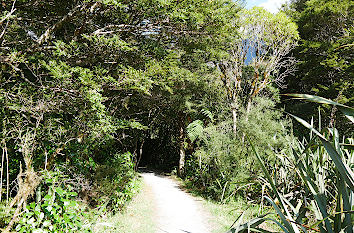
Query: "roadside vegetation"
0 0 352 232
92 177 156 233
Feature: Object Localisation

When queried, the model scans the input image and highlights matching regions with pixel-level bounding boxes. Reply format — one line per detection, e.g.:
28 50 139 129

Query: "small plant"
15 171 91 233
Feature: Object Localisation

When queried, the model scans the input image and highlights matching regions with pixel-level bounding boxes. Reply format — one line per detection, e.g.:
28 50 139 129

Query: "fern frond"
201 109 214 122
186 120 204 142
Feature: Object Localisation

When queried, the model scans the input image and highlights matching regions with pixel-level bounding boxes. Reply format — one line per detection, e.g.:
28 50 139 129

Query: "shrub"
93 152 138 211
15 171 91 233
185 97 292 201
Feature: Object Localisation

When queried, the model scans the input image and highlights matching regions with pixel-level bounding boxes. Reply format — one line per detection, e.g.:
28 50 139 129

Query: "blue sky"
245 0 289 13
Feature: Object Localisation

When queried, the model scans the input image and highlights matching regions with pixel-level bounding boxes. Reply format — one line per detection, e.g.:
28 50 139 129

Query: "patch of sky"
244 0 289 13
243 0 289 63
245 40 257 65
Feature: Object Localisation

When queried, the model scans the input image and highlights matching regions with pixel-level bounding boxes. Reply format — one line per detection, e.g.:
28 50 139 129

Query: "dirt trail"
141 172 212 233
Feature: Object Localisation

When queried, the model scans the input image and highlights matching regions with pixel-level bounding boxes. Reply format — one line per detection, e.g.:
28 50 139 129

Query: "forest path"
141 172 213 233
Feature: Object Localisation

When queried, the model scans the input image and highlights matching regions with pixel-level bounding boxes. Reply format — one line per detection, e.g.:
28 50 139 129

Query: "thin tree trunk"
136 138 144 170
0 144 4 202
232 107 237 136
242 99 253 143
178 124 185 177
246 99 252 114
5 143 9 203
231 93 239 136
133 140 138 169
178 143 185 177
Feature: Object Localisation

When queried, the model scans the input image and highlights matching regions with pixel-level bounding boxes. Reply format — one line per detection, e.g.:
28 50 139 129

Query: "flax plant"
229 94 354 233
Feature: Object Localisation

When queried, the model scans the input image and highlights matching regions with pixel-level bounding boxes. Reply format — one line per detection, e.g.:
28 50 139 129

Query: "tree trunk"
242 99 253 143
136 138 144 170
246 99 252 114
178 124 185 177
133 140 138 169
232 106 237 136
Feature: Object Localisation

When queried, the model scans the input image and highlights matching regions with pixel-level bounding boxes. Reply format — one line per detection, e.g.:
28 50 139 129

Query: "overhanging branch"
37 2 100 45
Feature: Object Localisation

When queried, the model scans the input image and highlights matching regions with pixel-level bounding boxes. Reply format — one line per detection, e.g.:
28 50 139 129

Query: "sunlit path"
141 172 211 233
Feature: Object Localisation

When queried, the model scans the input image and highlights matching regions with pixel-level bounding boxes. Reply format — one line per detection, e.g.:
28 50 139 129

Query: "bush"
185 97 292 201
229 94 354 233
8 150 139 232
93 152 138 211
15 171 91 233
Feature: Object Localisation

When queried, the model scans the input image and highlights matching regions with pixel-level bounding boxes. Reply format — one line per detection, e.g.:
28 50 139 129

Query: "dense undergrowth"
227 96 354 233
0 148 139 232
184 97 292 201
183 95 353 233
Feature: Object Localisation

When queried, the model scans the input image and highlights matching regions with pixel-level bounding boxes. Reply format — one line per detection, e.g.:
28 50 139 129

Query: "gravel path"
141 172 212 233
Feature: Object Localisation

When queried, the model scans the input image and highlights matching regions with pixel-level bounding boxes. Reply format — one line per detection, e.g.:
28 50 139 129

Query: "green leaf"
338 176 353 233
246 135 300 233
264 197 293 233
285 94 354 123
289 114 354 191
227 214 271 233
68 191 78 197
43 195 52 201
55 187 65 196
186 120 204 142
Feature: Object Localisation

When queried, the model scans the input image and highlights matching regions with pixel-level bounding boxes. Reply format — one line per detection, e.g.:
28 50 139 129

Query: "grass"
92 176 157 233
203 198 257 233
89 172 278 233
202 197 278 233
171 175 277 233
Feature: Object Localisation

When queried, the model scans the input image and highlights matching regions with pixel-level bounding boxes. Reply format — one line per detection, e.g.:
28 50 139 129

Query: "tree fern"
186 120 204 142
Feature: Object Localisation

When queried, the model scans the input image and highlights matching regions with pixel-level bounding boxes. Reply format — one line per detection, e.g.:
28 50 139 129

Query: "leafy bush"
15 171 91 233
11 150 139 232
185 97 292 201
93 152 138 211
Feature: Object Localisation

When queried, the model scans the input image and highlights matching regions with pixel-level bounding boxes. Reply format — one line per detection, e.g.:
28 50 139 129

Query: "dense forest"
0 0 353 232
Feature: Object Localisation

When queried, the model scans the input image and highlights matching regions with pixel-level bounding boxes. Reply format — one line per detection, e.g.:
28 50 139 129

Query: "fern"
187 109 214 142
201 109 214 122
186 120 204 142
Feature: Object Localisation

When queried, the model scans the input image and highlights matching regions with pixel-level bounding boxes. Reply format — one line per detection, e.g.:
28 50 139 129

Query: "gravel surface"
141 172 211 233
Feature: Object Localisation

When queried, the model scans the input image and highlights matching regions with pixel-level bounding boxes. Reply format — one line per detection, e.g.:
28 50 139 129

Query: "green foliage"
283 0 354 135
1 0 242 228
186 108 214 143
186 120 204 143
239 98 291 158
3 0 351 232
286 94 354 123
184 97 291 200
229 95 354 233
94 152 137 211
240 7 299 44
15 172 91 233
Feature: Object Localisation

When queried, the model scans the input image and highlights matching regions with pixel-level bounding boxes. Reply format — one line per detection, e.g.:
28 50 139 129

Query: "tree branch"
37 2 96 45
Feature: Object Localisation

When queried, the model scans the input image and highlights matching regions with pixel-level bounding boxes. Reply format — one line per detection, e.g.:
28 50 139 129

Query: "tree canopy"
283 0 353 134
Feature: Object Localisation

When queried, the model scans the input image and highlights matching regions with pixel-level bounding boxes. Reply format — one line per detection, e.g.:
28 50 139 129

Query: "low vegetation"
228 95 354 232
